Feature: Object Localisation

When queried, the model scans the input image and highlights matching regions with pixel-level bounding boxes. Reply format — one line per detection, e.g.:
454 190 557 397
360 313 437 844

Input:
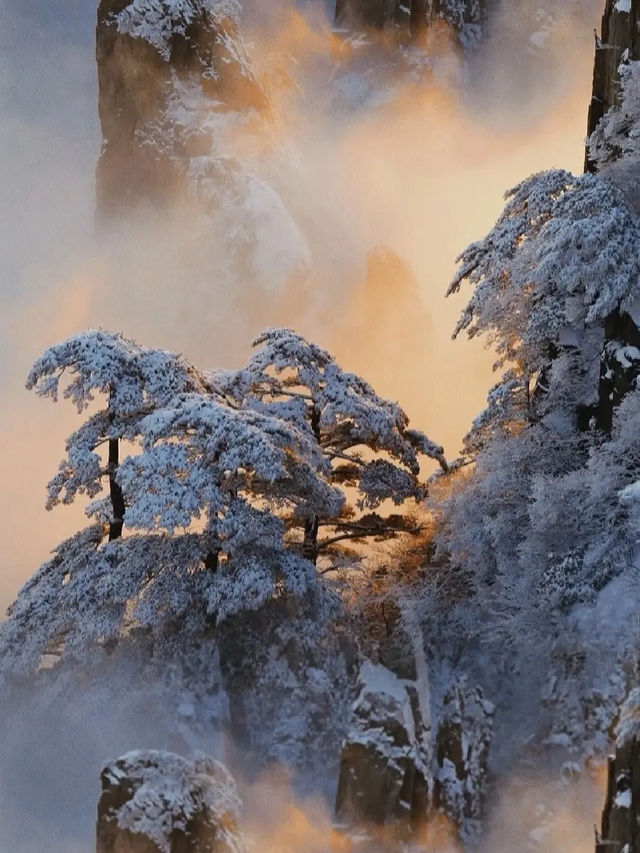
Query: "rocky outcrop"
96 0 267 214
335 661 493 843
335 660 432 837
595 689 640 853
433 681 494 841
96 750 245 853
585 0 640 172
95 0 311 294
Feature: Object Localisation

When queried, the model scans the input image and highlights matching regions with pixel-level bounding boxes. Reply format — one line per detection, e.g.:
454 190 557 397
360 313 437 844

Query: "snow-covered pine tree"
25 329 211 540
448 168 640 443
418 163 640 763
216 327 447 570
589 59 640 212
2 327 444 686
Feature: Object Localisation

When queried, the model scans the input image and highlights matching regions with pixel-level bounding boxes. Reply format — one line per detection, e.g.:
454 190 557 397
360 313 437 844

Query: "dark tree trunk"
410 0 428 43
303 405 323 565
302 517 320 565
108 437 125 541
204 549 219 572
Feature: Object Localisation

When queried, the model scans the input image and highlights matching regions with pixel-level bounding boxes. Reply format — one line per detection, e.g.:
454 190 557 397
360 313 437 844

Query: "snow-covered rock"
433 680 493 842
96 0 265 213
335 660 493 841
586 0 640 172
96 750 245 853
95 0 312 293
594 690 640 852
335 659 432 837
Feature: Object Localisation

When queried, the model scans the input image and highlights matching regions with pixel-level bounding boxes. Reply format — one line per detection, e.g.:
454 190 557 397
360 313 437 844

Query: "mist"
0 0 606 848
0 0 602 618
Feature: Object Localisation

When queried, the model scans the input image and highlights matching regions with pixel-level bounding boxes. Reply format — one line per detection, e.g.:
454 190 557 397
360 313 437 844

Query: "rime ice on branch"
0 327 444 683
217 328 447 566
26 330 210 539
448 168 640 440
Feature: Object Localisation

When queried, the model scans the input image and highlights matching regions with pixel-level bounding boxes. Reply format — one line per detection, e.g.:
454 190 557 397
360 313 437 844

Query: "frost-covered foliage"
589 59 640 169
26 330 209 516
449 168 640 444
1 325 440 760
417 164 640 771
616 686 640 748
450 169 640 374
430 0 483 47
99 750 244 853
217 597 355 778
589 60 640 212
216 328 446 568
0 529 215 679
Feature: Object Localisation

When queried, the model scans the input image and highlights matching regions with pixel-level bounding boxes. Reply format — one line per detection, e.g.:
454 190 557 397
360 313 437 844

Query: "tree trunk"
302 517 320 565
108 437 125 541
303 405 323 564
410 0 428 43
205 549 219 572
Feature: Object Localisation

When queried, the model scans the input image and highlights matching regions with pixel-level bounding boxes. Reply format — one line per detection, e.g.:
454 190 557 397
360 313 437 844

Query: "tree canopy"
0 327 443 684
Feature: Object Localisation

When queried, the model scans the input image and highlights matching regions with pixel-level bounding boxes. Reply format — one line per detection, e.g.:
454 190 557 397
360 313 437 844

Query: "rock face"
335 660 432 836
96 750 245 853
335 661 493 842
595 689 640 853
95 0 311 293
433 681 494 841
585 0 640 172
96 0 267 214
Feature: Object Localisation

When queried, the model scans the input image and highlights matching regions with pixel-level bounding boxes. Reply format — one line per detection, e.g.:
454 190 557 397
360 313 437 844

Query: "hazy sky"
0 2 607 850
0 0 602 616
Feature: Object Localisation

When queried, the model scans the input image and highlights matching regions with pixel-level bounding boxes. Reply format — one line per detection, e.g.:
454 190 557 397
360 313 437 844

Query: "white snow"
104 750 244 853
114 0 240 61
615 788 632 808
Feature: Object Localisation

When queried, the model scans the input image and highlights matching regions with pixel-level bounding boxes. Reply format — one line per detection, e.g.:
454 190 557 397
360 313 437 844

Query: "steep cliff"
96 0 267 213
595 691 640 853
586 0 640 172
95 0 311 295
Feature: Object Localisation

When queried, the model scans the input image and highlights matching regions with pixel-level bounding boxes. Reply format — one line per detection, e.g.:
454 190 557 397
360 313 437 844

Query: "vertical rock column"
335 660 432 838
95 0 266 215
595 690 640 853
585 0 640 172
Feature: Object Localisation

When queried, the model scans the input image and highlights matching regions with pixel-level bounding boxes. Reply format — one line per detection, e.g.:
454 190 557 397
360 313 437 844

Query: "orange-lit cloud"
0 0 601 624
